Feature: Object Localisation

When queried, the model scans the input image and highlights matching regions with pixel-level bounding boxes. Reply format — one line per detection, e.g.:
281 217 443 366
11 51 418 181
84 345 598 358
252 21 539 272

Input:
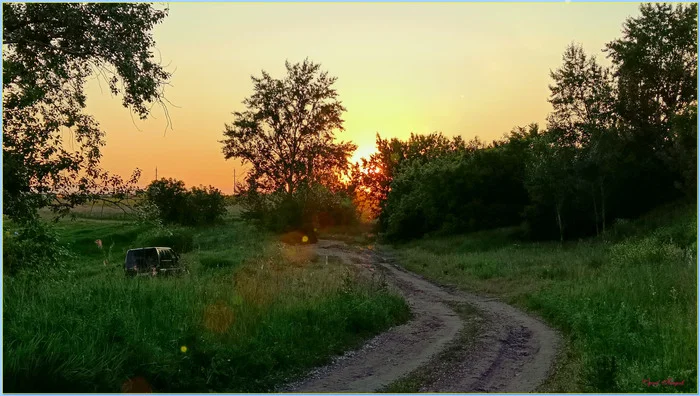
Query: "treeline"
358 3 697 241
140 178 227 226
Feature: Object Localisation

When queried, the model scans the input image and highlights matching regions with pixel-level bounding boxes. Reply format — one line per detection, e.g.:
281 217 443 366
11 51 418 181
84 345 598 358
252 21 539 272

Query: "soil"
282 240 562 393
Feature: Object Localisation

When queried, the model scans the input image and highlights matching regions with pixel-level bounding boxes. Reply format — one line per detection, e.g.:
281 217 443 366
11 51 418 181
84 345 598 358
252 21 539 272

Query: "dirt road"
283 240 562 393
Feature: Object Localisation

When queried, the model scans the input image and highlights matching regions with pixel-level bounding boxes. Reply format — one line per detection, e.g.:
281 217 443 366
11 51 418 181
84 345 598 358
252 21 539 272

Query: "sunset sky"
85 2 644 193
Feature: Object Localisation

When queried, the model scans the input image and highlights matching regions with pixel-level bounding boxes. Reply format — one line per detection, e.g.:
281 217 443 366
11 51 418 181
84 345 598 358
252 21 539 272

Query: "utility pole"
155 166 158 181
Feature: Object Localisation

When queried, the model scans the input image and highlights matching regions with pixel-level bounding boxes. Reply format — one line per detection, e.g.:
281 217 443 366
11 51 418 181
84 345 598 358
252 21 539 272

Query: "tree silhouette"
2 3 171 221
221 59 356 196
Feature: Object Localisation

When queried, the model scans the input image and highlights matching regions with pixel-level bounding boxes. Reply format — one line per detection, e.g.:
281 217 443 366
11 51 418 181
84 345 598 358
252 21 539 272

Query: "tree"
186 186 227 226
144 179 227 226
547 43 618 234
221 59 356 196
145 178 188 224
354 132 471 220
548 43 616 146
603 2 697 210
524 128 578 242
378 128 534 240
605 3 697 139
2 3 171 221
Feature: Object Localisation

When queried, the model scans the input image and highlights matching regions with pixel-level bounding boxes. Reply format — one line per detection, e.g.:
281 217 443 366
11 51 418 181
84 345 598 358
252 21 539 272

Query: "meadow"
392 202 697 393
3 210 410 392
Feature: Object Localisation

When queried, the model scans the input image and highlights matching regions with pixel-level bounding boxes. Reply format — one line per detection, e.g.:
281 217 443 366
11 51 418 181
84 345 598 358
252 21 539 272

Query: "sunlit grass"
4 218 410 392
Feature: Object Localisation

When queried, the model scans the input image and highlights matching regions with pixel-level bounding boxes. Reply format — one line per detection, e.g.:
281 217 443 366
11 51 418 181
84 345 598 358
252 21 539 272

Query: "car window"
159 249 174 263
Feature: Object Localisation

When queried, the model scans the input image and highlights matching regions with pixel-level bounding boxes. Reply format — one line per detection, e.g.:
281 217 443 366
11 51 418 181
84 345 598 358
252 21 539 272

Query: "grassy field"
3 217 410 392
37 199 141 221
37 199 243 222
392 202 697 393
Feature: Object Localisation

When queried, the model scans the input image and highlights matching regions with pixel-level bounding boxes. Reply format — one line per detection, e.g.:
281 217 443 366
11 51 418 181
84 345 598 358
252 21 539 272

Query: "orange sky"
85 2 644 194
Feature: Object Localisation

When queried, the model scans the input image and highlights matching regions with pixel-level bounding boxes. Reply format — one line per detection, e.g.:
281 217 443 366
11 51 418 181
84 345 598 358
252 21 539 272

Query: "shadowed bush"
145 178 227 226
241 183 358 238
2 220 71 275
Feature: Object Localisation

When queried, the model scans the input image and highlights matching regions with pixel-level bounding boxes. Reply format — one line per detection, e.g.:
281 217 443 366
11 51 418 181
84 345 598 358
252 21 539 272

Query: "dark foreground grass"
393 202 697 393
4 219 410 392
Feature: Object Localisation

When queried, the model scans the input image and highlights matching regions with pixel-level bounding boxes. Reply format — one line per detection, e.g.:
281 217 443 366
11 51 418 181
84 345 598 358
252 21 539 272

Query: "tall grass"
393 202 697 393
4 219 410 392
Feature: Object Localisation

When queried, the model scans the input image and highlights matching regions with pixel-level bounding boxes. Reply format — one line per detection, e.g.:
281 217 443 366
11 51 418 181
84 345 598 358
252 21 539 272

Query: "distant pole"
233 168 236 195
155 166 158 180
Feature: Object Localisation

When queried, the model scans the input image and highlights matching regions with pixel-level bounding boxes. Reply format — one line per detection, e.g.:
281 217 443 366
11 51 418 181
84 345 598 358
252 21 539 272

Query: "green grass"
4 218 410 392
392 202 697 393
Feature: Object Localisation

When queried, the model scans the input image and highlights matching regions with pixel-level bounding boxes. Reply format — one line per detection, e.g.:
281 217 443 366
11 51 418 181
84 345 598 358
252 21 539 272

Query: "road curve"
283 240 561 393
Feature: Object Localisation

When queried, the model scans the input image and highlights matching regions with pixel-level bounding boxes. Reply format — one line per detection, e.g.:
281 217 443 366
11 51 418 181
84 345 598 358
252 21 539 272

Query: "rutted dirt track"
283 240 562 393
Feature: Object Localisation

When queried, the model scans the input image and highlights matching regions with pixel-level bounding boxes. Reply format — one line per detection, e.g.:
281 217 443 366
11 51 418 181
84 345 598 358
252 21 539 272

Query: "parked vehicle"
124 247 187 277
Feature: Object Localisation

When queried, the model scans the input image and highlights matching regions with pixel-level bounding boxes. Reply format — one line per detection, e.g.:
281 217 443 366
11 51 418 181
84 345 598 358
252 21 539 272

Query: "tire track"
284 240 561 393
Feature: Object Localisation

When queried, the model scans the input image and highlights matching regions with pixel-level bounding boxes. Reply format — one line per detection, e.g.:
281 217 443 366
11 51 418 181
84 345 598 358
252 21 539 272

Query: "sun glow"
83 3 642 191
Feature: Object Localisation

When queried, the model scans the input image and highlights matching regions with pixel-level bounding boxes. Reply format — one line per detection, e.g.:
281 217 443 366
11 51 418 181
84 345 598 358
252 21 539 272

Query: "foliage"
185 186 228 226
605 3 697 146
134 198 164 229
145 178 187 224
606 2 698 199
240 182 357 235
368 3 697 242
382 127 537 241
3 220 71 275
523 128 579 241
2 3 171 221
352 132 474 219
221 59 356 196
144 178 227 226
221 59 358 234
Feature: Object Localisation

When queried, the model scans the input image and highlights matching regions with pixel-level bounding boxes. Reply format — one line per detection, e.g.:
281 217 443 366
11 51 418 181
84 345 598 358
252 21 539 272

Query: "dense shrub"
383 145 530 241
144 178 226 226
241 183 358 238
184 186 227 226
3 220 71 275
145 178 188 224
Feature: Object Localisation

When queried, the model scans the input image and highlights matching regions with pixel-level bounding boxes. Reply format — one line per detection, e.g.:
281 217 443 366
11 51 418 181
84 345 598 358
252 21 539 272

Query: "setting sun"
81 2 643 192
4 2 696 393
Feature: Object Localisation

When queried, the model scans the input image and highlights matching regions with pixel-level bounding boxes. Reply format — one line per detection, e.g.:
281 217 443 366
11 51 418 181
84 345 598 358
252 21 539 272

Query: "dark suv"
124 247 186 277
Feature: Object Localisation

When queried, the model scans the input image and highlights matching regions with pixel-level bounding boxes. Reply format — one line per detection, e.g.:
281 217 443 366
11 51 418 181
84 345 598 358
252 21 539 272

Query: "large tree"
2 3 171 221
548 43 617 146
547 43 619 234
221 59 356 196
605 3 697 137
604 2 697 205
